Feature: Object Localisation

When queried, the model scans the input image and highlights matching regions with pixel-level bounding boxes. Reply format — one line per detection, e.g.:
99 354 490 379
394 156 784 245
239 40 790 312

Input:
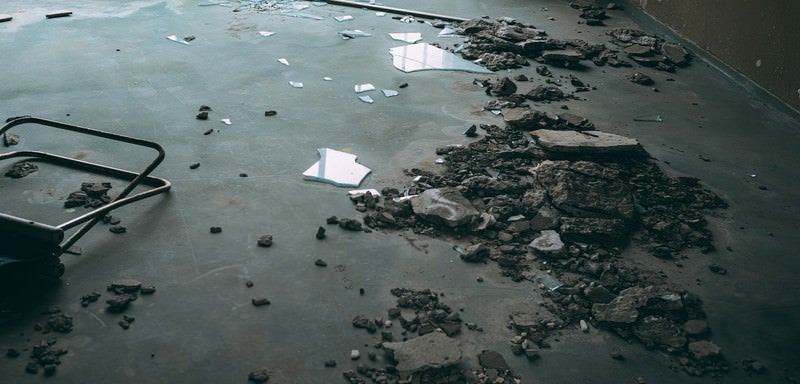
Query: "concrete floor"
1 1 798 383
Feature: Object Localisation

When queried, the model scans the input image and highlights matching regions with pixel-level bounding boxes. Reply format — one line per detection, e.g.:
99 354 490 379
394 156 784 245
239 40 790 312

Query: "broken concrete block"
540 49 583 64
682 319 709 337
382 332 462 372
459 243 489 262
478 350 509 370
531 129 641 154
688 340 721 360
661 43 689 65
629 72 654 85
527 230 565 258
107 279 142 294
411 188 480 228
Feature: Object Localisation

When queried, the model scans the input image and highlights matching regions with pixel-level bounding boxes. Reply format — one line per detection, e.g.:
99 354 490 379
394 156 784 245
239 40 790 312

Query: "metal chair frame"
0 116 171 271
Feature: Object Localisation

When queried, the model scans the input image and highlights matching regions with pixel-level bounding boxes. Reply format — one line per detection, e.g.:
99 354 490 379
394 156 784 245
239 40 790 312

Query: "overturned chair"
0 116 171 286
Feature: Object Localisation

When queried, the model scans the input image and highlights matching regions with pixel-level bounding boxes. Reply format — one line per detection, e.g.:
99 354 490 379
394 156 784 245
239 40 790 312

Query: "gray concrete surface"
0 1 798 383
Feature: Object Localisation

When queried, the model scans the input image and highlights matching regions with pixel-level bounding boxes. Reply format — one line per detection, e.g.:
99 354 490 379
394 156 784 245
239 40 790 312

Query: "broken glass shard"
435 158 445 164
281 12 323 20
277 58 290 66
389 43 494 74
376 12 386 17
633 115 663 122
338 29 371 39
335 15 354 22
389 33 423 43
438 27 459 37
534 274 563 291
259 31 276 37
348 189 381 199
220 118 232 125
324 76 333 81
489 109 502 115
289 81 304 88
166 35 190 46
302 148 372 187
400 16 415 23
382 89 399 97
359 95 374 104
355 83 376 93
311 2 328 6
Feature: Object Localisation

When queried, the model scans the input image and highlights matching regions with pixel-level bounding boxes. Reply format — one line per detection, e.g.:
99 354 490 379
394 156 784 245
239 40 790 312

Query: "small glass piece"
338 29 372 39
277 58 290 66
389 33 423 43
354 83 376 93
335 15 354 22
166 35 190 46
324 76 333 81
358 95 374 104
258 31 276 37
382 89 399 97
289 81 304 88
220 118 232 125
633 115 663 122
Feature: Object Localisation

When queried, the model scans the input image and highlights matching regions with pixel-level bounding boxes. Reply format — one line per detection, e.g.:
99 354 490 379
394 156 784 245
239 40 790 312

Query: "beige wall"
632 0 800 111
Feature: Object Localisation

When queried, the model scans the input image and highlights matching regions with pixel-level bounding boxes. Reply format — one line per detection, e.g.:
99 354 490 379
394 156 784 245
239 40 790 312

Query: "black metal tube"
321 0 469 23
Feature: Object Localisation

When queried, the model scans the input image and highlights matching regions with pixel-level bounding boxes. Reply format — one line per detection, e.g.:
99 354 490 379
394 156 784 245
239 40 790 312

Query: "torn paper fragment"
302 148 372 187
166 35 191 45
277 58 290 66
221 118 232 125
389 33 423 43
289 81 304 88
334 15 353 22
354 83 376 93
382 89 399 97
359 95 374 104
389 43 494 74
338 29 371 39
259 31 276 37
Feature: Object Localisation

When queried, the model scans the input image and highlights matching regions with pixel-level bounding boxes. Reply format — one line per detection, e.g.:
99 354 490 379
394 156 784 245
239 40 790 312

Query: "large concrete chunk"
531 129 641 154
411 188 480 228
528 230 565 258
535 161 635 222
382 332 462 372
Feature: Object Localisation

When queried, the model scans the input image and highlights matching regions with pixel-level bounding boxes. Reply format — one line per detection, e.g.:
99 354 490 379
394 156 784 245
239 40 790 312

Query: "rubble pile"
452 17 690 72
64 181 113 209
356 104 727 375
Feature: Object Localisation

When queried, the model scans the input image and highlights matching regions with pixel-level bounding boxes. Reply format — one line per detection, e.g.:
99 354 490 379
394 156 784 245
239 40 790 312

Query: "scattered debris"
5 161 38 178
252 297 271 307
248 368 270 383
64 182 112 208
629 72 655 85
3 132 20 146
257 234 273 247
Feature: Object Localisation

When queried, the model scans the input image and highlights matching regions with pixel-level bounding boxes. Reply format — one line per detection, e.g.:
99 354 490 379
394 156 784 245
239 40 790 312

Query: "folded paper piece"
389 43 493 74
303 148 372 187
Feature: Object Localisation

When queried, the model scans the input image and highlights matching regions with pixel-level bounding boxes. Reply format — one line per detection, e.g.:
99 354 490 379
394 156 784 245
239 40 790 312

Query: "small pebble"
257 234 273 247
314 259 328 267
189 162 200 169
210 226 222 234
252 298 271 307
264 110 277 116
